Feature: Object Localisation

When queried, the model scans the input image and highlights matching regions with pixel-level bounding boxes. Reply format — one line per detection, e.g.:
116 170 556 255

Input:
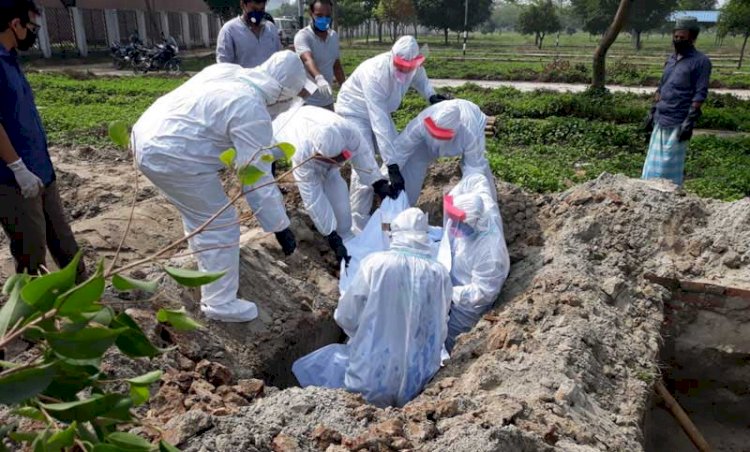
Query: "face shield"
444 194 482 238
424 117 456 141
314 149 352 164
392 54 425 84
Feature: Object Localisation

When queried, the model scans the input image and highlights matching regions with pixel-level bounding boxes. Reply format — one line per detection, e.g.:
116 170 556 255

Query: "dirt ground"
1 148 749 451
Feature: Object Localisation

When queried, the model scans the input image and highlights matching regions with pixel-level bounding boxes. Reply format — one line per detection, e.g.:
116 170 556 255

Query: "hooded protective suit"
292 208 452 407
335 36 436 231
133 51 307 323
273 106 384 239
437 174 510 351
392 99 497 206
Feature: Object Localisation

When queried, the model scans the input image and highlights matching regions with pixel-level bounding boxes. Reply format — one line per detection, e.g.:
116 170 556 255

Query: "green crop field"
27 71 750 201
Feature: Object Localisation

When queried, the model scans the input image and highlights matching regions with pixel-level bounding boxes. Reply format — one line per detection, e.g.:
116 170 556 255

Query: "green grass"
27 72 750 201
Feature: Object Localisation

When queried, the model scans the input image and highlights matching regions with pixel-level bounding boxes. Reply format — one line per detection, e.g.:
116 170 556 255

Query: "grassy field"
27 71 750 201
175 31 750 87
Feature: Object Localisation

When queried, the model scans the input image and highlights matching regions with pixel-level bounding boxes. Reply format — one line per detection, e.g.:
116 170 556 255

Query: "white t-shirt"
294 26 340 107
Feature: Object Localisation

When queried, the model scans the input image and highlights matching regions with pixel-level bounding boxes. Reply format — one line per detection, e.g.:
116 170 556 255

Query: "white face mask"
266 96 304 119
394 69 410 85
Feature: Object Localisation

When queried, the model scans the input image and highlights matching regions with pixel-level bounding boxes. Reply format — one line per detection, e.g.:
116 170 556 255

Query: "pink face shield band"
393 54 425 72
444 194 467 222
424 117 456 141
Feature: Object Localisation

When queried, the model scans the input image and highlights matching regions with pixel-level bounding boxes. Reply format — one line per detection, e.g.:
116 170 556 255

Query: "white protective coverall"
437 174 510 351
273 106 384 239
292 208 452 407
335 36 437 231
392 99 497 206
133 51 307 323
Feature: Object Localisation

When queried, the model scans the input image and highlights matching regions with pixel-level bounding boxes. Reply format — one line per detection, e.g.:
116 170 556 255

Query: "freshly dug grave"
1 149 748 451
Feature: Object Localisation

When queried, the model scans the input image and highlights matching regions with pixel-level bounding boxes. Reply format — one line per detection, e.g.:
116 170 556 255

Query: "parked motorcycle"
109 42 143 70
131 36 181 74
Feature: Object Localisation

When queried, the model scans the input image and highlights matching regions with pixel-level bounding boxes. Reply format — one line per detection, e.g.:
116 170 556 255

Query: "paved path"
31 65 750 100
431 79 750 100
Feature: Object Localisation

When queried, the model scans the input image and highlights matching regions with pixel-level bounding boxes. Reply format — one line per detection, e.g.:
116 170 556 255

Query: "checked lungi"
641 124 688 186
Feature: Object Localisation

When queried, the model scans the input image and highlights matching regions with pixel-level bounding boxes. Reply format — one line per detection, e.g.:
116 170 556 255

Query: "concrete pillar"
180 12 191 49
200 12 210 48
70 7 88 57
136 10 148 44
104 9 120 45
37 7 52 58
160 12 170 41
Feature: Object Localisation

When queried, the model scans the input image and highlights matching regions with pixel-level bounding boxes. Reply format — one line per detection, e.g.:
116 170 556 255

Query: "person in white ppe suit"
335 35 448 231
273 105 393 264
391 99 497 206
438 174 510 352
132 51 310 323
292 208 452 407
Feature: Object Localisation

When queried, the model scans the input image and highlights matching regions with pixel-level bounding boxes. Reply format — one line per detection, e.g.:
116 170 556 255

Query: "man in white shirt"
216 0 281 68
294 0 345 110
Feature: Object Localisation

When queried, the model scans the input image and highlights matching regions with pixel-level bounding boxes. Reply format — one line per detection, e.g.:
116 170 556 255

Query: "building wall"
37 0 210 13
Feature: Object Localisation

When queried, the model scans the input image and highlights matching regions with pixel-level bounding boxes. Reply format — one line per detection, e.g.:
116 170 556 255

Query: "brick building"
33 0 222 57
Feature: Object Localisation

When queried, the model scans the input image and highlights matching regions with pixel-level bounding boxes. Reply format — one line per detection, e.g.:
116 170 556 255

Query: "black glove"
386 164 405 198
326 231 350 265
643 105 657 133
677 106 701 142
429 93 450 105
274 227 296 256
372 179 393 201
271 160 278 179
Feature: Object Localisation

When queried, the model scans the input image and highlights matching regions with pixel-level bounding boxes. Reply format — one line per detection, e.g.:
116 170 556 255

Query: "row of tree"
205 0 749 67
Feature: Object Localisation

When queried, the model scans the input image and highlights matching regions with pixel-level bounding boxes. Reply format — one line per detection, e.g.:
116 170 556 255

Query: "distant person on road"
642 16 712 187
0 0 85 279
292 208 452 407
294 0 345 111
216 0 281 68
335 35 449 231
132 52 310 323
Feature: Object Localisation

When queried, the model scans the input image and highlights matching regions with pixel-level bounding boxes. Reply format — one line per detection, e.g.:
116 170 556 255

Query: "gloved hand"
677 106 701 142
643 105 657 133
274 227 297 256
326 231 350 265
429 93 450 105
8 159 43 199
372 179 393 201
315 74 333 98
387 164 405 197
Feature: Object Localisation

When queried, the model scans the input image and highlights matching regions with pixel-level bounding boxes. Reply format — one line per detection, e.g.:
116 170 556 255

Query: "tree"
627 0 678 50
719 0 750 69
415 0 493 44
518 0 562 49
338 0 370 41
491 1 523 32
572 0 676 49
592 0 633 90
204 0 241 20
375 0 416 41
677 0 717 9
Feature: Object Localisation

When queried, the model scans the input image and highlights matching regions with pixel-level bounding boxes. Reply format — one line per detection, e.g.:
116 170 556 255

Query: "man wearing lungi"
643 16 712 187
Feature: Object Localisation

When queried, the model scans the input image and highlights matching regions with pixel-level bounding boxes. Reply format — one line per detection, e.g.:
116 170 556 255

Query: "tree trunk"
534 33 539 48
413 22 418 38
632 29 642 51
592 0 633 91
739 33 749 69
378 21 383 43
366 19 370 44
538 32 545 49
444 28 449 45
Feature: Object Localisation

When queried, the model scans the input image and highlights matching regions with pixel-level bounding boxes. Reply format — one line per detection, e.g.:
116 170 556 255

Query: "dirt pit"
645 279 750 452
1 151 749 451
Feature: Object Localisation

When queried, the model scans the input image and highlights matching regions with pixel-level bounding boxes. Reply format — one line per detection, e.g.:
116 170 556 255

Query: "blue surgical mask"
313 16 331 32
246 10 266 25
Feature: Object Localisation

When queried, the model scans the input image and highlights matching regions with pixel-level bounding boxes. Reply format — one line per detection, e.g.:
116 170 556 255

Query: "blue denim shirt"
0 47 54 187
655 48 712 128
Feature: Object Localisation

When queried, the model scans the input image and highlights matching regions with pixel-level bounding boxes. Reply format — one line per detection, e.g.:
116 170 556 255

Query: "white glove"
315 74 332 98
8 159 43 198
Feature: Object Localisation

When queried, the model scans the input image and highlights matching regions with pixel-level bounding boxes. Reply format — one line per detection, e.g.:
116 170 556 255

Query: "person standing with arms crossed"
294 0 345 111
216 0 281 68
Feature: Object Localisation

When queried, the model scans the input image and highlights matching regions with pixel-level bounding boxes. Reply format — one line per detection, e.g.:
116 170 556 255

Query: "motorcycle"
109 42 142 70
131 37 182 74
